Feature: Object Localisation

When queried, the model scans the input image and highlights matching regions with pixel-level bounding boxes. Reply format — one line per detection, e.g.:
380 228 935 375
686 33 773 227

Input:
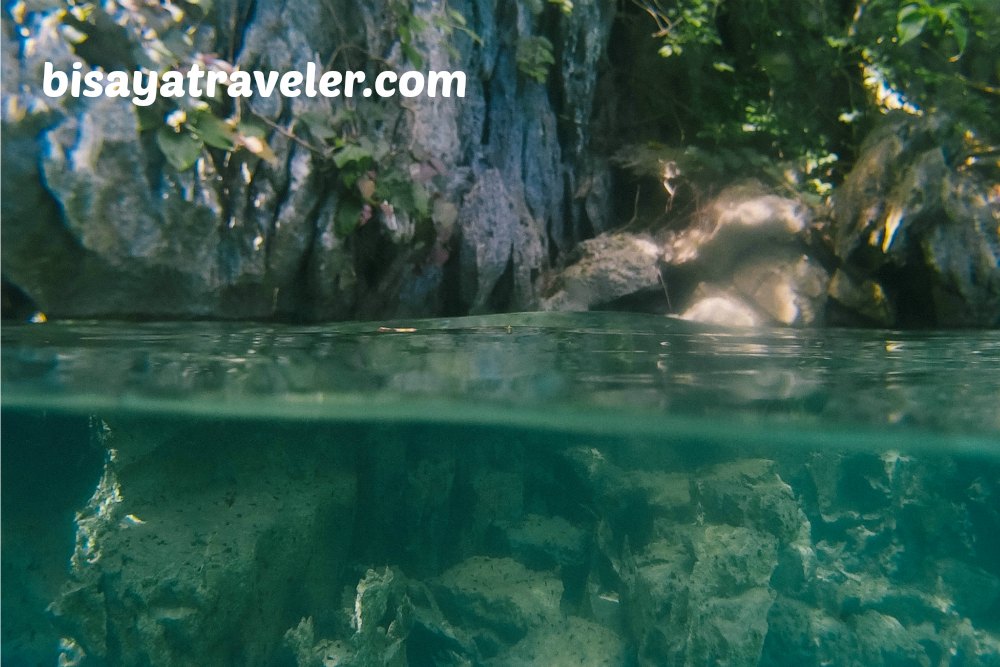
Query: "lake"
3 312 999 666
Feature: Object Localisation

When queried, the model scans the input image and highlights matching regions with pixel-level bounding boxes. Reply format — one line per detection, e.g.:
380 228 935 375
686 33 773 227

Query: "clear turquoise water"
3 312 999 666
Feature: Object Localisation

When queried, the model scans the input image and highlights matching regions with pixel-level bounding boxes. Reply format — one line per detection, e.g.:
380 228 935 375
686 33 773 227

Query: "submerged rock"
491 615 627 666
431 556 563 654
500 513 588 570
35 418 1000 666
630 525 779 667
51 421 359 666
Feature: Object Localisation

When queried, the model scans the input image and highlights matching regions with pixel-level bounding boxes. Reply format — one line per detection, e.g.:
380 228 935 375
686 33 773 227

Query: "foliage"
852 0 999 133
13 0 276 172
295 106 436 239
14 0 457 242
389 0 481 68
630 0 999 175
516 35 556 83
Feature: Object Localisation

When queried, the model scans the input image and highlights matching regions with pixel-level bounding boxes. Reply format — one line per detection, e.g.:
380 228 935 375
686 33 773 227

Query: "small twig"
251 111 327 155
657 266 673 312
626 185 642 227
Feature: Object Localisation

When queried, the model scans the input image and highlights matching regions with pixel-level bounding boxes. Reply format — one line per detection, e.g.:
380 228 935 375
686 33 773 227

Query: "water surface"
3 313 999 665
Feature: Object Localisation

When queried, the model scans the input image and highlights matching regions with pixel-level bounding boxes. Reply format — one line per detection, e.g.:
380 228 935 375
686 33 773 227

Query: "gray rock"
830 114 1000 327
491 615 627 667
457 170 545 314
51 420 358 666
1 0 615 320
540 233 662 311
501 513 588 570
431 556 563 654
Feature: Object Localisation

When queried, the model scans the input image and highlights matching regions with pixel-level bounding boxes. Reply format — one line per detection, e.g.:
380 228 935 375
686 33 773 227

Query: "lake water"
3 312 999 666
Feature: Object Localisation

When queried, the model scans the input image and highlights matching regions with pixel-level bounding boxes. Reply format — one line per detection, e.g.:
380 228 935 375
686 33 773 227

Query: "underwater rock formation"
51 420 359 666
41 418 1000 666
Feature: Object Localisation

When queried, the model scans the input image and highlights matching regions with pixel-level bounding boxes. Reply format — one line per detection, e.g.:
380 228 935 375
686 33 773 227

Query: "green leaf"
332 142 373 169
948 16 968 55
402 43 424 69
189 109 237 150
237 118 269 140
297 111 338 142
134 105 163 132
410 181 430 218
156 128 203 171
897 5 928 46
335 199 363 237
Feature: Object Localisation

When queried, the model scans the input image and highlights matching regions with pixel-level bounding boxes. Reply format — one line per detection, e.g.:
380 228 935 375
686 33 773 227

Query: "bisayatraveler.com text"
42 61 467 106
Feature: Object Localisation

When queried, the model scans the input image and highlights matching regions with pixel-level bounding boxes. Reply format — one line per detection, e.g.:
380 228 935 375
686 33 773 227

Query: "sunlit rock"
679 291 764 327
662 183 812 269
827 268 894 326
831 113 1000 327
539 233 662 311
731 251 829 326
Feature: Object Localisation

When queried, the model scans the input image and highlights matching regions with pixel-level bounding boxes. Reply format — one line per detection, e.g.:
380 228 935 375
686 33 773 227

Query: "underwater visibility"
3 312 1000 666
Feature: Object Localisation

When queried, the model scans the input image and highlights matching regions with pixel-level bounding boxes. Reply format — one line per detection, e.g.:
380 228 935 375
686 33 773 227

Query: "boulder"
431 556 563 655
51 420 358 666
539 233 662 311
679 287 767 327
630 524 779 667
540 183 824 323
491 615 627 666
830 114 1000 327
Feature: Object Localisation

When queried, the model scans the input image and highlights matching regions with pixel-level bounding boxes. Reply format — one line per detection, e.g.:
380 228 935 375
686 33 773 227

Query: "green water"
3 312 999 666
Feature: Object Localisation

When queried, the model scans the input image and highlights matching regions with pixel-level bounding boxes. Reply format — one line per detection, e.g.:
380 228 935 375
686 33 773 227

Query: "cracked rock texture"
1 0 614 320
33 418 1000 666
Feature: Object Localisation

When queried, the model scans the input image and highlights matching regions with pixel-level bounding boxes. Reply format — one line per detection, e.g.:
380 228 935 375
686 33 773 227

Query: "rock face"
1 1 615 320
542 117 1000 328
37 417 1000 666
4 7 996 328
829 113 1000 327
51 420 359 666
